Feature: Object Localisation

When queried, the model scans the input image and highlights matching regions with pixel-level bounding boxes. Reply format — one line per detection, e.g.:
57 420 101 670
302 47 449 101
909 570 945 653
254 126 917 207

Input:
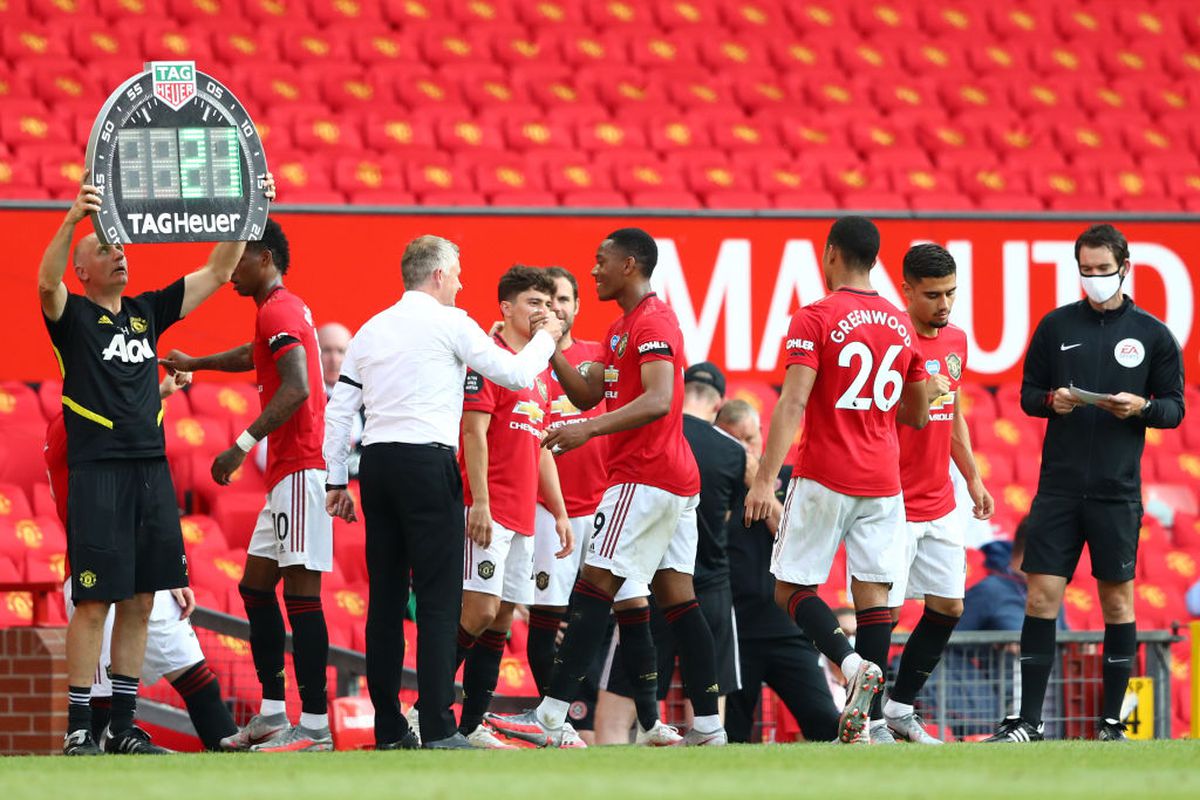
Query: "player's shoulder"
942 322 969 347
570 338 608 362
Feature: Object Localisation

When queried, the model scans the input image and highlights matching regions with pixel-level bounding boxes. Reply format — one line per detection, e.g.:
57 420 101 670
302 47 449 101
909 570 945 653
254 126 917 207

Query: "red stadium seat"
0 484 33 521
514 0 583 27
93 0 165 21
66 22 138 61
179 514 230 557
0 381 44 427
1 23 72 60
164 414 233 460
988 5 1051 41
574 118 647 154
306 0 384 26
188 383 259 434
584 0 651 29
470 156 547 193
363 114 438 154
0 515 66 564
628 189 701 209
138 22 215 62
628 34 698 70
382 0 444 25
241 0 310 24
718 0 785 33
406 159 475 194
559 189 627 207
333 156 406 195
542 155 612 193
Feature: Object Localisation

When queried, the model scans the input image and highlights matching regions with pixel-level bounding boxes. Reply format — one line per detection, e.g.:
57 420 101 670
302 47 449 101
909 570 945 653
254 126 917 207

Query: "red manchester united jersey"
542 339 609 518
900 323 969 522
253 286 327 490
785 288 927 497
603 294 700 497
461 336 551 536
45 412 68 526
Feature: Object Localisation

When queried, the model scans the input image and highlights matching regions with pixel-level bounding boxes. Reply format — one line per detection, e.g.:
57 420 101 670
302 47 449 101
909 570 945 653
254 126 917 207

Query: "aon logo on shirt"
101 333 155 363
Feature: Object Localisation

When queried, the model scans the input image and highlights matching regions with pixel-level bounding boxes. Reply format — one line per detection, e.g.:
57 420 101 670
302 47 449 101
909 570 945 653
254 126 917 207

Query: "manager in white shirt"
324 235 561 750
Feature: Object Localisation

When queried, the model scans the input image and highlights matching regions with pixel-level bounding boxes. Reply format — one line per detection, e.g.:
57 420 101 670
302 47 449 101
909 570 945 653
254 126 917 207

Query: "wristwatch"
1139 399 1152 417
325 483 347 492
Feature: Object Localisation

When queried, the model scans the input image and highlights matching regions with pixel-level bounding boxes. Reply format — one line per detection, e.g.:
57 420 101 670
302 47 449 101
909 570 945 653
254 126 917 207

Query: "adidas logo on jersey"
101 332 155 363
97 314 114 326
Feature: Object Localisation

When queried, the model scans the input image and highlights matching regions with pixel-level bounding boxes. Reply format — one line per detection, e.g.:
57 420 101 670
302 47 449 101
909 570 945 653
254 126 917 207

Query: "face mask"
1080 270 1124 304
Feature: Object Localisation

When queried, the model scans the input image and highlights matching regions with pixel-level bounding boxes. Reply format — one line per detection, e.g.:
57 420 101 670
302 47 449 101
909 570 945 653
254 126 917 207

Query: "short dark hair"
606 227 658 276
245 219 290 274
903 243 957 283
498 264 556 303
543 266 578 300
1074 224 1129 268
826 216 880 271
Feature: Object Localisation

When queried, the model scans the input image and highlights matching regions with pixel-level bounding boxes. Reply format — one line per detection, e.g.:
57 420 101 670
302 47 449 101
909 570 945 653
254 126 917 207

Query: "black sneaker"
105 725 173 754
376 729 420 751
1097 719 1129 741
63 729 102 756
982 715 1044 743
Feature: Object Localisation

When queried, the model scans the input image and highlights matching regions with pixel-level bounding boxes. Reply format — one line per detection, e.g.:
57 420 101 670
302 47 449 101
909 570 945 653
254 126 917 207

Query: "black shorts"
1021 493 1142 583
603 583 741 699
67 458 187 602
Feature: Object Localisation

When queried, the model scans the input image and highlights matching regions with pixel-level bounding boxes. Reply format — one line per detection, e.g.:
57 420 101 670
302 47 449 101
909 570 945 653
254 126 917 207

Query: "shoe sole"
221 729 288 752
884 721 943 745
839 665 884 744
252 741 334 753
483 717 558 748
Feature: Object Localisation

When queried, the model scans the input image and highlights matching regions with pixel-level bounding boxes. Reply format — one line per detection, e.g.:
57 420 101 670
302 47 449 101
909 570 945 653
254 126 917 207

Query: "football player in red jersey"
452 266 574 748
161 220 333 752
881 243 995 744
488 228 727 748
745 217 932 744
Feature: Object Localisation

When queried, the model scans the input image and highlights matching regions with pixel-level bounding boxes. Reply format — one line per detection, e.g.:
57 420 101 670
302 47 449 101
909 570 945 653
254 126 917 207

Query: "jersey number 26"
835 343 904 412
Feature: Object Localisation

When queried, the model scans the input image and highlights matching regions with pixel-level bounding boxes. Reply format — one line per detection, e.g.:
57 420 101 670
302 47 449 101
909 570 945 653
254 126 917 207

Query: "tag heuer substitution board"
84 61 269 244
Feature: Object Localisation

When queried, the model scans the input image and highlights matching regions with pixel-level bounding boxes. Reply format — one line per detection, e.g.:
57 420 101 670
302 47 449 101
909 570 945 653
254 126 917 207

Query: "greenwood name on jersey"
785 288 927 497
43 279 184 466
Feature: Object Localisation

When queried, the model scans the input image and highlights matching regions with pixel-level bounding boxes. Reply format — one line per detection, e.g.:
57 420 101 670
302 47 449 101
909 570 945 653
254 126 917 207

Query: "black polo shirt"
684 414 747 592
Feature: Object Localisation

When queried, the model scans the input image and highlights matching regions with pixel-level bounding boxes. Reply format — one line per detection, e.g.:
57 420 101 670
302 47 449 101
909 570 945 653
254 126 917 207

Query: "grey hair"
401 235 460 289
716 398 757 427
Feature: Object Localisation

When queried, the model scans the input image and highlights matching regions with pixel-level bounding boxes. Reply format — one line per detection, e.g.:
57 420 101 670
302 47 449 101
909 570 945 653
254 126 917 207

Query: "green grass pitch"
4 741 1199 800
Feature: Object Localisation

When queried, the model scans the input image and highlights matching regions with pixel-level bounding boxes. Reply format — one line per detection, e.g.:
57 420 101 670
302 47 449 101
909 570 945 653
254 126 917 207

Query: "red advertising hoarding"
5 209 1196 384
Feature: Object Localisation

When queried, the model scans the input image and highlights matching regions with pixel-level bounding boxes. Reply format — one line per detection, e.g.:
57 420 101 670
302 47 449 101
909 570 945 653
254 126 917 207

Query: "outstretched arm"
542 360 673 454
39 179 100 322
161 345 254 374
550 350 606 411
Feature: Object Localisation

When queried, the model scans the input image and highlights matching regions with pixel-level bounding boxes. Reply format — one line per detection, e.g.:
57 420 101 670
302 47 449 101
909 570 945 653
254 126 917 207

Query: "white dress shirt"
324 290 555 485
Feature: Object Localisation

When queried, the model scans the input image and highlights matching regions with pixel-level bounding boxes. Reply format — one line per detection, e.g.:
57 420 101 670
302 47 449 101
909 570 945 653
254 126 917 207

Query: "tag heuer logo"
151 61 197 110
477 560 496 580
79 570 97 588
945 353 962 380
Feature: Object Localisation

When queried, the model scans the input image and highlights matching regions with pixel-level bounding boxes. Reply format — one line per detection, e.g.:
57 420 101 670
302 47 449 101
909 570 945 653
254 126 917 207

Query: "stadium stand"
1 0 1199 208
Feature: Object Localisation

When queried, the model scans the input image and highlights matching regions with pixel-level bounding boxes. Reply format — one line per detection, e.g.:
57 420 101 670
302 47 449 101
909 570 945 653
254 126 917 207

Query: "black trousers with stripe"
359 443 465 744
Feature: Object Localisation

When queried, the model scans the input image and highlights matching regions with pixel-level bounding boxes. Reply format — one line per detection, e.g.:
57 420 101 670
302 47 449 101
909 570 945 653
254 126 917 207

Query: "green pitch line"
5 741 1199 800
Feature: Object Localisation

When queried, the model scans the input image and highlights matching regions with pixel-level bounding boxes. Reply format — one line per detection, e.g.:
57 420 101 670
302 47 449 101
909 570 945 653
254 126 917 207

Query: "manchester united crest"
536 571 550 590
478 560 496 580
616 333 628 358
945 353 962 381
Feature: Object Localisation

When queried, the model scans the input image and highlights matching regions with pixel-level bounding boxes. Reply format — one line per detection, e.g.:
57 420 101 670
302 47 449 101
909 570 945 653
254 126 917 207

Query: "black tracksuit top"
1020 297 1185 501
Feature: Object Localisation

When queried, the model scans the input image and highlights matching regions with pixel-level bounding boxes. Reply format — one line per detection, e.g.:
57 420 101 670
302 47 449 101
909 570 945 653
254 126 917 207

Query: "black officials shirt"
1020 297 1185 501
683 414 747 592
43 279 185 467
727 465 801 640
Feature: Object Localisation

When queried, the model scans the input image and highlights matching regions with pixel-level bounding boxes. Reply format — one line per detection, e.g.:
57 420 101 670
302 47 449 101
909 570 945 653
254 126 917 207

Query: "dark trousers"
360 443 464 744
725 635 840 743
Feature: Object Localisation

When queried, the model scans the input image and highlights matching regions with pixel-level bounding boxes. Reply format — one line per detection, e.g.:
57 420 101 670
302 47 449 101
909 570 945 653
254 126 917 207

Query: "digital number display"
117 127 243 201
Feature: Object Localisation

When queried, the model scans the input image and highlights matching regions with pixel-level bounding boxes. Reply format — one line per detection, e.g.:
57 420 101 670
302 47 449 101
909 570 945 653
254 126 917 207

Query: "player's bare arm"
549 349 605 410
211 345 309 485
161 344 253 374
159 369 192 398
537 449 574 558
950 392 994 520
745 364 817 526
39 175 101 322
543 359 672 454
179 173 275 317
896 380 932 429
462 410 494 549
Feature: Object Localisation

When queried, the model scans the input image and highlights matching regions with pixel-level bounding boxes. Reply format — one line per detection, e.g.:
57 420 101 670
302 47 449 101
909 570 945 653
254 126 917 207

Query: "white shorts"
464 510 535 606
888 511 967 605
584 483 699 587
533 505 592 607
63 582 204 694
771 478 906 587
248 469 334 572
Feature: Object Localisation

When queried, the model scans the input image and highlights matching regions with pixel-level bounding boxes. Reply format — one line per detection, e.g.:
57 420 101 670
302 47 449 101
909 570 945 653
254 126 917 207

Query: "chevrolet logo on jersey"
930 390 956 421
551 395 581 417
511 400 545 433
101 332 154 363
604 367 619 383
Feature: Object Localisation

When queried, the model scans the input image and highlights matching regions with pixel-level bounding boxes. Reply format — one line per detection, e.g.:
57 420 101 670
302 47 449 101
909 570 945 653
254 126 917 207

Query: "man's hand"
543 421 592 455
170 587 196 619
1095 392 1147 420
488 320 505 336
968 478 995 520
926 373 951 403
211 446 247 486
325 489 357 522
66 173 102 225
554 514 574 558
1050 387 1083 415
159 370 192 398
531 311 564 342
765 498 784 536
262 172 276 201
160 349 198 374
744 480 775 527
467 502 493 548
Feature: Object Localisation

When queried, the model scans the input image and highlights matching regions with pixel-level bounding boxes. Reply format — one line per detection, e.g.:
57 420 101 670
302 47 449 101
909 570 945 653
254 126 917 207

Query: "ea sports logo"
1114 338 1145 368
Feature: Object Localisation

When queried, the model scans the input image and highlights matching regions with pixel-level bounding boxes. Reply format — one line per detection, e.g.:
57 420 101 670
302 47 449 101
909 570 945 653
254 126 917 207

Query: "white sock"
300 712 328 730
691 714 721 734
884 699 913 719
537 697 569 730
260 699 287 717
841 652 864 680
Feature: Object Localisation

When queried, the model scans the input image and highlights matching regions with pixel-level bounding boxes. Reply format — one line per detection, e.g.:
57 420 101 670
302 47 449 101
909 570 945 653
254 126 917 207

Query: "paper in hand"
1069 385 1113 405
